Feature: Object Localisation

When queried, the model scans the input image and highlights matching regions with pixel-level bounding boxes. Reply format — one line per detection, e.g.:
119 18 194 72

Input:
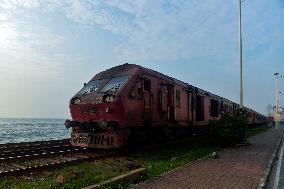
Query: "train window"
100 76 128 93
78 79 107 96
176 89 180 107
210 99 219 117
144 79 151 91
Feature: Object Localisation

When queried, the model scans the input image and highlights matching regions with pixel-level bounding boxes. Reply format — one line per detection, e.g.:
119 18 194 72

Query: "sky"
0 0 283 118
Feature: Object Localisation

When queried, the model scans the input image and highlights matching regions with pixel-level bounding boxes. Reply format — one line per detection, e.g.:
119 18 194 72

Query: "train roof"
93 63 265 117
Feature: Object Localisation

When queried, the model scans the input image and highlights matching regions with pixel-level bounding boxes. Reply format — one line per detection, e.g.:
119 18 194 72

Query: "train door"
191 93 196 125
196 95 204 121
143 79 152 121
167 84 175 122
158 87 167 120
187 91 193 124
220 101 224 113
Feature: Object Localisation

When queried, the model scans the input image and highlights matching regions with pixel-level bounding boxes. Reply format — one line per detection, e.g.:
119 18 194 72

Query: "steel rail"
0 146 87 163
0 154 113 177
0 139 70 151
0 144 72 155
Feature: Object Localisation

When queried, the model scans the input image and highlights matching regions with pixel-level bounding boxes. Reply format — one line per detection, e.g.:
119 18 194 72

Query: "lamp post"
274 73 283 128
274 73 279 128
279 93 284 124
275 73 279 115
281 93 284 119
279 91 282 115
278 75 283 113
238 0 243 108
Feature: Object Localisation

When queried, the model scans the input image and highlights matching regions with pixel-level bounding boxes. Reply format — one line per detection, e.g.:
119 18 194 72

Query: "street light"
278 92 284 124
281 93 284 115
274 73 283 128
279 91 282 114
275 73 279 115
238 0 243 108
274 73 279 128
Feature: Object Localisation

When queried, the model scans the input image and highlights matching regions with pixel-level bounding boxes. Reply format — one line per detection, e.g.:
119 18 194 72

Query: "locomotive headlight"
103 95 114 103
72 97 81 105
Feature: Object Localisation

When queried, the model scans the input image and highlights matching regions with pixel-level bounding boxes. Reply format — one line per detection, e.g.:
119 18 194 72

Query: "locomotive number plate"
92 97 103 104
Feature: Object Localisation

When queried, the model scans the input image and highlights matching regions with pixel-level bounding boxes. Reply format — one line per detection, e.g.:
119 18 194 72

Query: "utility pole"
275 73 279 114
238 0 243 108
274 73 280 128
279 91 281 115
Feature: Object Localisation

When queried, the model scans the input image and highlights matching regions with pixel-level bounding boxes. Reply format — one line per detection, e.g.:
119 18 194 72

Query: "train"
65 63 267 148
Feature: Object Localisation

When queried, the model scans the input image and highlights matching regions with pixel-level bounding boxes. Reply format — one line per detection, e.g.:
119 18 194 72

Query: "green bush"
206 109 249 146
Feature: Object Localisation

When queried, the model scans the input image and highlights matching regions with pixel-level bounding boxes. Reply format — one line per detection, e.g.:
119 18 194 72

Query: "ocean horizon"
0 118 71 144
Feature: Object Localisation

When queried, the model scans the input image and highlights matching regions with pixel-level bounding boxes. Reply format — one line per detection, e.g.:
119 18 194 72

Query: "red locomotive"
65 64 266 148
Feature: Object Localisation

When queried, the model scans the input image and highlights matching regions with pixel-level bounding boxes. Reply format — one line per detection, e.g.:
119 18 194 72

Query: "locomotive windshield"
100 76 129 93
78 79 106 96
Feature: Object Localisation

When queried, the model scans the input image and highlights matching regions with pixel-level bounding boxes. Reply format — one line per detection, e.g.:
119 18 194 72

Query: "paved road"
131 126 283 189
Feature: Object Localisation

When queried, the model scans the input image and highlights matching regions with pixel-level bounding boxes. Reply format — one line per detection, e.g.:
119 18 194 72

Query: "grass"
0 158 139 189
105 137 218 188
131 139 217 178
246 124 269 138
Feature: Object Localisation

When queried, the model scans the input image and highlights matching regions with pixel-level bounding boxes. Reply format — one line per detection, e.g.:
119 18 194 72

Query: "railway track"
0 138 70 150
0 139 76 162
0 139 111 177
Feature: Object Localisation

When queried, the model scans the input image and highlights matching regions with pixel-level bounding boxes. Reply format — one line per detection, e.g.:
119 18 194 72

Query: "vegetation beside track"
105 138 218 188
0 158 140 189
206 110 249 146
246 124 269 138
131 139 217 178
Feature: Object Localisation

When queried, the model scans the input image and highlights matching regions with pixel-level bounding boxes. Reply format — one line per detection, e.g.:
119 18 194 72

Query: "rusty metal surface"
71 132 127 149
67 63 267 149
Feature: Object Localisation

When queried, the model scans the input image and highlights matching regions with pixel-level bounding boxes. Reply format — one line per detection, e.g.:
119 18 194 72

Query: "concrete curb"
257 129 284 189
81 168 146 189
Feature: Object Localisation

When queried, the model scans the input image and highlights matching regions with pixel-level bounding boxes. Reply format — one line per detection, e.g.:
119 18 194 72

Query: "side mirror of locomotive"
64 119 71 129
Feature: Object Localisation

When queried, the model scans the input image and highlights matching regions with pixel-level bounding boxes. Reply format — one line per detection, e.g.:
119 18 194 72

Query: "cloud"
0 0 282 116
47 0 283 62
116 0 235 60
64 0 137 35
41 0 234 60
0 1 66 53
0 0 70 88
1 0 283 62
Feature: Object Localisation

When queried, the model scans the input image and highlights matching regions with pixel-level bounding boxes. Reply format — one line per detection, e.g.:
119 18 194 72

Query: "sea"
0 118 71 144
